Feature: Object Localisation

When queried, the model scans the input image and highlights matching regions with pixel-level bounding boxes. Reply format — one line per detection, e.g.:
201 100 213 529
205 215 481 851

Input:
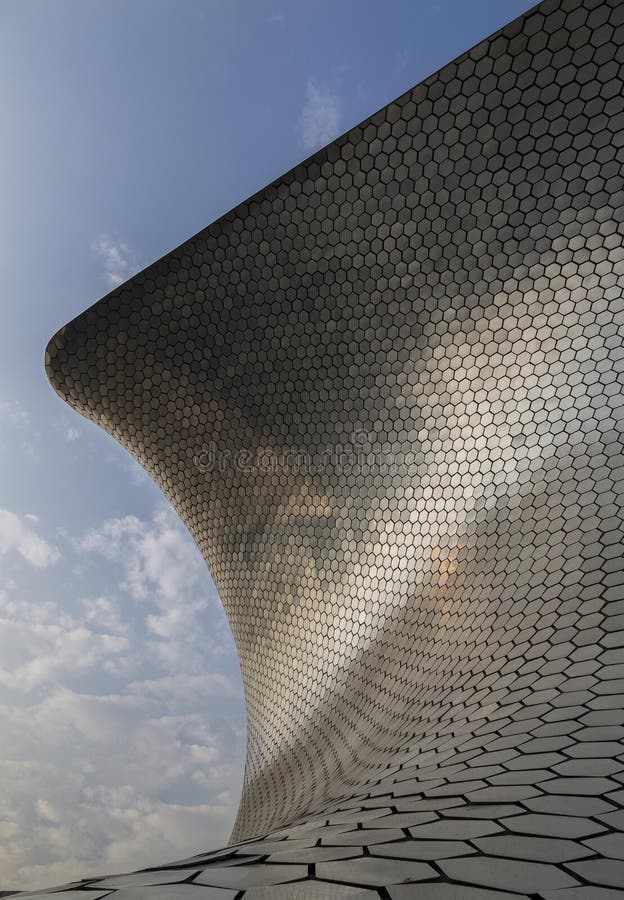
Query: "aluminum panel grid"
38 0 624 895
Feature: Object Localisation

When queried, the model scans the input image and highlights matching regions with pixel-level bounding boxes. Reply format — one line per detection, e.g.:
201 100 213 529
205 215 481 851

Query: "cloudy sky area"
1 0 534 890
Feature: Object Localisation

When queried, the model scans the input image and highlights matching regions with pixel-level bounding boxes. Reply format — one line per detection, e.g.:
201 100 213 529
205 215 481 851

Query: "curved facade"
36 0 624 896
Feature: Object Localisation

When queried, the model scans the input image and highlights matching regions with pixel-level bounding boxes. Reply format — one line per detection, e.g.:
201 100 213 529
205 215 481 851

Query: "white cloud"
123 456 148 485
0 691 240 889
63 422 81 442
299 79 341 151
0 617 127 693
127 672 239 704
81 594 129 637
0 505 245 890
124 507 205 604
36 799 60 824
0 399 29 428
77 507 228 674
91 235 140 288
0 509 60 568
0 399 40 459
78 514 145 560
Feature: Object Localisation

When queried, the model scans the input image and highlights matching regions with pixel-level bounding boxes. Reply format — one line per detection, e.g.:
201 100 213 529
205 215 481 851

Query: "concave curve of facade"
37 0 624 896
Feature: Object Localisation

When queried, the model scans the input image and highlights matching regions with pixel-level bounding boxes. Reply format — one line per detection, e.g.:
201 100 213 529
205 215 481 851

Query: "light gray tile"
440 857 579 892
195 864 307 889
317 856 435 885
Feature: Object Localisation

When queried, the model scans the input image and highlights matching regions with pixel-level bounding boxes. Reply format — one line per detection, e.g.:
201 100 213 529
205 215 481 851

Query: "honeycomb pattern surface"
38 0 624 895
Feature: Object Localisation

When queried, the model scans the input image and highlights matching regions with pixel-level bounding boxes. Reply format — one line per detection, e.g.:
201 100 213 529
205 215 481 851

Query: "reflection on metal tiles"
41 0 624 895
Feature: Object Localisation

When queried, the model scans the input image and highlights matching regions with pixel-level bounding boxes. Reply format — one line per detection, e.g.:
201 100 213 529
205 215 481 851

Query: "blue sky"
1 0 535 889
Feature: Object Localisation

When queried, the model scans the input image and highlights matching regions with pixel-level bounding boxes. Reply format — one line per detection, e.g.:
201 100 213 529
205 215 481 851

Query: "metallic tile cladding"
40 0 624 895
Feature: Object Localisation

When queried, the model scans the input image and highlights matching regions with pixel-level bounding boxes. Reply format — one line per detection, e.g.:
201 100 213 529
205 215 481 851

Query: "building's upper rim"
44 0 544 400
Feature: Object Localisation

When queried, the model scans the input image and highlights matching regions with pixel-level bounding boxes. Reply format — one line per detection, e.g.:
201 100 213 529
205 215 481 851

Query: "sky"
1 0 536 890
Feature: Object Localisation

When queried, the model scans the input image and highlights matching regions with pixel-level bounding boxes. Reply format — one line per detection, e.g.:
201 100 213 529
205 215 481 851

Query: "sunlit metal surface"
41 0 624 895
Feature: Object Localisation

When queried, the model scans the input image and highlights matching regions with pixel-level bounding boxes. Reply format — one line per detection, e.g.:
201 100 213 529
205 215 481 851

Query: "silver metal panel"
39 0 624 894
